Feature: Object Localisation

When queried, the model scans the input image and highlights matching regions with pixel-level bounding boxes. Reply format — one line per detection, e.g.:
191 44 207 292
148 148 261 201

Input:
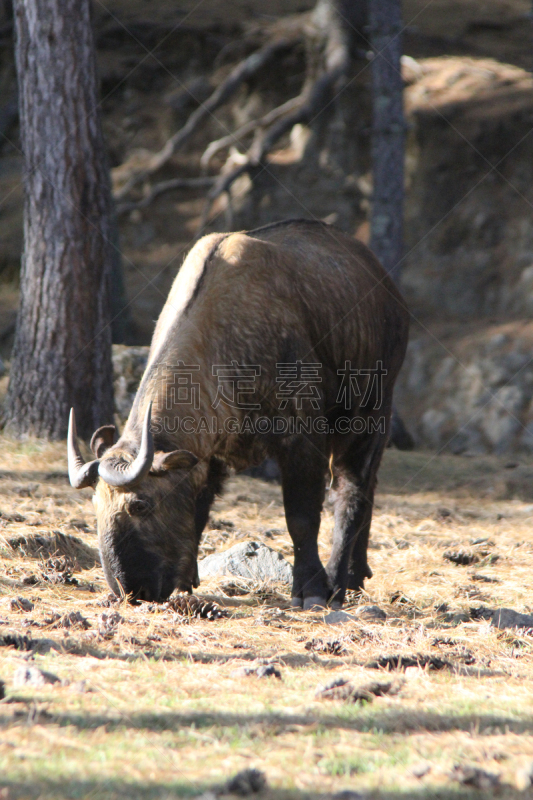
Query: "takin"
68 219 409 609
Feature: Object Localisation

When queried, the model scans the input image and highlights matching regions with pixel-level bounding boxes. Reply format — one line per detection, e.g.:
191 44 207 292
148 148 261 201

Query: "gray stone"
491 608 533 630
324 610 356 625
354 604 387 622
13 665 60 688
198 541 293 584
394 323 533 456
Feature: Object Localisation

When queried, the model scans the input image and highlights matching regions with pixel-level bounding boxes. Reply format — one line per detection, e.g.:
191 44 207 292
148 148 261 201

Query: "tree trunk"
5 0 115 440
369 0 405 283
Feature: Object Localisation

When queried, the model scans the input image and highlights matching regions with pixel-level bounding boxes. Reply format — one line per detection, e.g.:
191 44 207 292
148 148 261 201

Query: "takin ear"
151 450 199 475
90 425 117 458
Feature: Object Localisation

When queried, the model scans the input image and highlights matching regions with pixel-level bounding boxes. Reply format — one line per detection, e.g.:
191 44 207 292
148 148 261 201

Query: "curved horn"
98 403 155 489
67 409 100 489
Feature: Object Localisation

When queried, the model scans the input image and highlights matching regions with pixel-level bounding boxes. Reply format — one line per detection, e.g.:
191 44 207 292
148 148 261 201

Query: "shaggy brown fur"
91 220 409 605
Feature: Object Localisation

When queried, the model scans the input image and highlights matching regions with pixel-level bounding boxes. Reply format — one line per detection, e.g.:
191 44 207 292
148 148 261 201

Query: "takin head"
67 404 200 602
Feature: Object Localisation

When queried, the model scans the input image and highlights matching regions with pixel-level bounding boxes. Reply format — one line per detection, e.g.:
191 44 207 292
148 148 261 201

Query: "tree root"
200 96 303 171
112 36 298 201
197 16 350 232
111 0 353 231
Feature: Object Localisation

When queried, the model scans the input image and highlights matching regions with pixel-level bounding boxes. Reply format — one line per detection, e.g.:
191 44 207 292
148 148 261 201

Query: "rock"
13 665 60 688
198 541 293 584
0 679 5 700
354 604 387 622
324 610 356 625
395 322 533 457
491 608 533 630
226 768 267 795
0 356 5 378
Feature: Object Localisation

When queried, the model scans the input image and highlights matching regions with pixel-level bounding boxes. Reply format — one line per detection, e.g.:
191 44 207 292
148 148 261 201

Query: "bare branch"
113 37 297 201
200 96 303 170
195 0 351 234
197 42 350 234
116 177 215 216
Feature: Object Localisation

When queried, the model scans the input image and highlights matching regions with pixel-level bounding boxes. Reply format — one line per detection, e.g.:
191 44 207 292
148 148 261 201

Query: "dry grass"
2 440 533 798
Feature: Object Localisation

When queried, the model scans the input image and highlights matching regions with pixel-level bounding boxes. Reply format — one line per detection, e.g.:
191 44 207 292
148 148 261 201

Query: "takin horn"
98 403 155 489
67 408 100 489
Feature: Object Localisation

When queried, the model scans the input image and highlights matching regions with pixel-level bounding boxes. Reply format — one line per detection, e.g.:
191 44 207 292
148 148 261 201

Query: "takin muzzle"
68 403 200 601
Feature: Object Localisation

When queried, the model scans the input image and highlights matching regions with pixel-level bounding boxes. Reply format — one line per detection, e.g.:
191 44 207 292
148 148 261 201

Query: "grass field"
2 439 533 798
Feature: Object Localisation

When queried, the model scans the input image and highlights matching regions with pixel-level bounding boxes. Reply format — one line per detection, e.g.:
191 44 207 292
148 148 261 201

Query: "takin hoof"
303 596 327 611
290 596 328 611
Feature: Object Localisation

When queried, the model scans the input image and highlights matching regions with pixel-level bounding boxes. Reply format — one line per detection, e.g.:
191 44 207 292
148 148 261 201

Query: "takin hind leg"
326 433 386 608
278 438 329 610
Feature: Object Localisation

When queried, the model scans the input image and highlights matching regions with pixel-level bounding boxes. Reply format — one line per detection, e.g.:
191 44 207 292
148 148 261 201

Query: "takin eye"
126 497 154 517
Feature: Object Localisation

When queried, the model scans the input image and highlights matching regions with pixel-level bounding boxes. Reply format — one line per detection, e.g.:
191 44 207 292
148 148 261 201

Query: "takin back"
68 219 409 609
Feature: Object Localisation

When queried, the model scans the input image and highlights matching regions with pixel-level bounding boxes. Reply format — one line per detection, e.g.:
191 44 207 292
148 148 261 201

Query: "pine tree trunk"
5 0 115 440
369 0 405 283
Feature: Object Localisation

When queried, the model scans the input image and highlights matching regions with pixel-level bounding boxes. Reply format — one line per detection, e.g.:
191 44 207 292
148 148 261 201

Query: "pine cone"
40 556 79 586
164 595 227 620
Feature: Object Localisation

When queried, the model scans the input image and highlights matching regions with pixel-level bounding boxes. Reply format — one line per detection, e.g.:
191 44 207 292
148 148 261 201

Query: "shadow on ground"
1 778 529 799
2 707 532 736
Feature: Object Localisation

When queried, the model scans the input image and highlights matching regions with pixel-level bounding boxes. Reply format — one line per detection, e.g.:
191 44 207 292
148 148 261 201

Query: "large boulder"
198 541 293 584
395 321 533 455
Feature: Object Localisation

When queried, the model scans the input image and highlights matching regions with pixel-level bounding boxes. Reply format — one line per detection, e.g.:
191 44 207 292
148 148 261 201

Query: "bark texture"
5 0 115 439
369 0 405 283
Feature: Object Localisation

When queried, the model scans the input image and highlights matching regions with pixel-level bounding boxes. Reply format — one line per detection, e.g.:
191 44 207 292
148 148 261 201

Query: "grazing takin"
68 219 409 609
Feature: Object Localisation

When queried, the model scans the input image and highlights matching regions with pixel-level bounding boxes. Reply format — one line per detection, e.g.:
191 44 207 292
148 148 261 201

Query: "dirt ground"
2 439 533 797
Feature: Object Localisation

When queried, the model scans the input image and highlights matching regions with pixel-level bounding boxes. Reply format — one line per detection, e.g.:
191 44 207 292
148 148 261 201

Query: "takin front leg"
278 439 329 610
